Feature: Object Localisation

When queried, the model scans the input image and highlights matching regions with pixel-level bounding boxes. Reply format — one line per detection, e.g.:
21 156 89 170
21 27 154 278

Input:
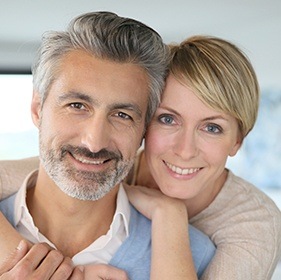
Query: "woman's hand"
0 240 83 279
0 240 128 280
124 183 188 221
84 264 128 280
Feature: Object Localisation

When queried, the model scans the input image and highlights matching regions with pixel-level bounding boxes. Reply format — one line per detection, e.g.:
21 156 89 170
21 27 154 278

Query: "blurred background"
0 1 280 275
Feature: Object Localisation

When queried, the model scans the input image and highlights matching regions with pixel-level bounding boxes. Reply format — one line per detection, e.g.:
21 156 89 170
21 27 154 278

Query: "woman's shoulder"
0 156 39 200
191 170 281 277
209 170 280 214
191 170 281 235
226 170 280 214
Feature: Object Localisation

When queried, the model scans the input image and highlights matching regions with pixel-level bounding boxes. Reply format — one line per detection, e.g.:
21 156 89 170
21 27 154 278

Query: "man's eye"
116 111 132 120
69 103 86 110
159 115 174 125
205 124 222 134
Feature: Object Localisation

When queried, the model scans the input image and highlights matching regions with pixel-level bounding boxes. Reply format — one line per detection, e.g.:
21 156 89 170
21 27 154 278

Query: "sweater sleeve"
191 172 281 280
200 223 281 280
0 157 39 200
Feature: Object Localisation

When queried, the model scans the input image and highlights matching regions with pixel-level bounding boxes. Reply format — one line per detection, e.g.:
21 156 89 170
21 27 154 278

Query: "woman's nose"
173 128 199 160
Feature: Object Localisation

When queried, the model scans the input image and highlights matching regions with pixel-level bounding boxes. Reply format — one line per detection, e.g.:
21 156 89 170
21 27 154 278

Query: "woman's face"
144 75 242 201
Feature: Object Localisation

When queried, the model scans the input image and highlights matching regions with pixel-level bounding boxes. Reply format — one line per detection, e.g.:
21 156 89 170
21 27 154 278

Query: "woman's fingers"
125 184 187 220
0 242 77 280
0 240 29 275
125 184 169 215
0 241 126 280
68 266 84 280
20 242 56 271
84 263 128 280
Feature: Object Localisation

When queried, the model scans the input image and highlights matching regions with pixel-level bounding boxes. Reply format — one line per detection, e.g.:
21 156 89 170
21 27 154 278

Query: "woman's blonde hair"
169 35 260 138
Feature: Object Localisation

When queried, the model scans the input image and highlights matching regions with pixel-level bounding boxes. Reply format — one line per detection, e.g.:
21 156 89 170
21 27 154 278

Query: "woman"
0 36 281 279
125 35 281 279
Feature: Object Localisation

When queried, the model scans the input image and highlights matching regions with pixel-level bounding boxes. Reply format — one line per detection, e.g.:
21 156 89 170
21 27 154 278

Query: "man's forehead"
56 50 149 87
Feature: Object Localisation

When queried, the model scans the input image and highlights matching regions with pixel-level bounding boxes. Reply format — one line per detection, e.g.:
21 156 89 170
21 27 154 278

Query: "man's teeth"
166 162 199 175
74 155 105 165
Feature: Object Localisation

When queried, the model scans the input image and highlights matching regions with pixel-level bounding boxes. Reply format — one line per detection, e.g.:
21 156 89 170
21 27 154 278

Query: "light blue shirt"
0 192 215 279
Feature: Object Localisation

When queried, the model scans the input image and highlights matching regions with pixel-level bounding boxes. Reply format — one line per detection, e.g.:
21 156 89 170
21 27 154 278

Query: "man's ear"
31 91 41 128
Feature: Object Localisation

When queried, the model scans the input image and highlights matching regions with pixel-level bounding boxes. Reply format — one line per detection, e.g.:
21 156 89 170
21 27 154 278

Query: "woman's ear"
229 135 243 157
31 91 41 128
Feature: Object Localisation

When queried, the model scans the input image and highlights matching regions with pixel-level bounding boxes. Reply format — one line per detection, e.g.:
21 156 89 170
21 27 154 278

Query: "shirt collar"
14 170 130 237
113 183 130 237
14 170 38 227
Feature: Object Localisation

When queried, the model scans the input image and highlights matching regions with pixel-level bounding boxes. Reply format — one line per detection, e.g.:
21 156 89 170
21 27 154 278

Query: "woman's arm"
0 212 23 261
0 157 39 200
125 184 197 280
150 198 197 279
0 157 40 260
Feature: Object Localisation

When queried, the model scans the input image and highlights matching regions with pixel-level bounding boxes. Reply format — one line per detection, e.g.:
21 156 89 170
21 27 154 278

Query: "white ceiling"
0 0 280 89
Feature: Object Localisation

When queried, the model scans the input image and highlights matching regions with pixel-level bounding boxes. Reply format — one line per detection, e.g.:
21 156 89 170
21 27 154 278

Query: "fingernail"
16 240 25 251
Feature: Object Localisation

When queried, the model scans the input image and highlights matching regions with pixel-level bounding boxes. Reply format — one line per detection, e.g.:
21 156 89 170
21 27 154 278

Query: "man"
0 11 215 279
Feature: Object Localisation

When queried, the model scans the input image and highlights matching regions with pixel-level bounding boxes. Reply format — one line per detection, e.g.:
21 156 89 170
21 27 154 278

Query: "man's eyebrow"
58 92 95 104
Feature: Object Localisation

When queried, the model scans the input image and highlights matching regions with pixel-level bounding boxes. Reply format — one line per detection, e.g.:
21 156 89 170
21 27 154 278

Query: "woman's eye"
205 124 222 134
159 115 175 125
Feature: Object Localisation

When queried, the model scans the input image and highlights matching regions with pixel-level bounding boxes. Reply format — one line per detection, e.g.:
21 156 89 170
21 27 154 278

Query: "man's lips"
72 153 109 165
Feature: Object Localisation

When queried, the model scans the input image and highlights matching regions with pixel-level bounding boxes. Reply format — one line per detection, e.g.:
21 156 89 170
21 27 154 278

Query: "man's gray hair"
32 11 169 126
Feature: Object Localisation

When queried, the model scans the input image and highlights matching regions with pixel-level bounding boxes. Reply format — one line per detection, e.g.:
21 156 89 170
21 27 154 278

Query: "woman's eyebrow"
203 115 229 122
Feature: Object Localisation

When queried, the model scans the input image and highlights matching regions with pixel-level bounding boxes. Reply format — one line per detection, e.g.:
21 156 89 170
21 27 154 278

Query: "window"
0 74 38 159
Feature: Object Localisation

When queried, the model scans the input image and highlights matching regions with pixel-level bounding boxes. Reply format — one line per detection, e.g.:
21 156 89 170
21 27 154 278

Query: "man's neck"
26 168 119 258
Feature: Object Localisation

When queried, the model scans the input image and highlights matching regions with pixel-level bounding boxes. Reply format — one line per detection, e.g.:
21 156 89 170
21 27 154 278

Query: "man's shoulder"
127 204 215 278
109 205 152 280
188 223 216 277
0 193 17 226
129 204 151 231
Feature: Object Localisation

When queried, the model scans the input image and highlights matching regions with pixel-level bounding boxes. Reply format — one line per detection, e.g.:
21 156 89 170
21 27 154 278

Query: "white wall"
0 0 280 89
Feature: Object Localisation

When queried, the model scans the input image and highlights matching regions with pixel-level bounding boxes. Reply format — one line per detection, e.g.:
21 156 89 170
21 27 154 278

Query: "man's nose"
80 114 111 153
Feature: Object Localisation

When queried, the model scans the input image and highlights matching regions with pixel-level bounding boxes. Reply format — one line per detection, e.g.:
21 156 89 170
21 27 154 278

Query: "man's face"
32 50 149 200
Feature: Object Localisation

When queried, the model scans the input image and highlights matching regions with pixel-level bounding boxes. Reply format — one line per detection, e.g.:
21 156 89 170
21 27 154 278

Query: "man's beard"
39 141 134 201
